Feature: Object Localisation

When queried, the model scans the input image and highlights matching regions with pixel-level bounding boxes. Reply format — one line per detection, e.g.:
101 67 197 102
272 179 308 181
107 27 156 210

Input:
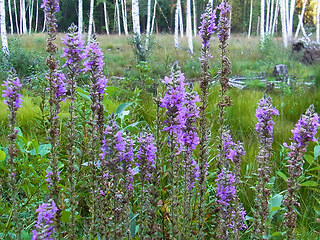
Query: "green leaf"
276 171 288 181
0 150 5 161
270 206 282 212
309 166 320 171
315 145 320 159
76 87 91 101
272 231 284 237
38 144 51 157
116 102 132 115
305 154 314 165
61 210 72 223
21 230 31 240
300 181 318 187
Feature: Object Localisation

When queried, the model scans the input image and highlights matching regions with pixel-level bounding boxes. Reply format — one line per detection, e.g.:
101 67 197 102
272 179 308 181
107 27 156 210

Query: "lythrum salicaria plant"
2 68 23 238
283 105 320 240
61 23 84 238
252 96 279 238
42 0 66 228
197 4 217 235
82 35 107 235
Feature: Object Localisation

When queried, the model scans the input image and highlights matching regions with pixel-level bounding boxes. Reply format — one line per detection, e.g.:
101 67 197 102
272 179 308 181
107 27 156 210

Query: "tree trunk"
35 0 38 32
132 0 141 36
29 0 34 34
103 1 109 34
317 0 320 42
13 0 19 34
288 0 295 39
271 0 279 34
186 0 193 54
8 0 14 34
22 0 27 34
248 0 253 37
266 0 270 33
269 0 275 33
42 12 46 32
261 0 265 42
150 0 157 34
294 0 306 38
88 0 94 41
280 0 288 47
116 0 121 35
121 0 128 35
175 3 179 48
177 0 183 37
79 0 83 34
145 0 152 49
0 0 9 55
192 0 197 37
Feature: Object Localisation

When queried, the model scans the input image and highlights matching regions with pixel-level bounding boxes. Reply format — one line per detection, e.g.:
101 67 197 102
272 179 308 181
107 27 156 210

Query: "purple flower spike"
2 69 23 110
199 4 217 48
32 200 58 240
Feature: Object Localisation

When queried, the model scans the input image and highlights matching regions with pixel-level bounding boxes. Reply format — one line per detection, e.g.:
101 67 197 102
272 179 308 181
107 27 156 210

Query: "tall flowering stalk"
283 105 319 239
215 129 246 239
99 118 134 238
41 0 66 228
32 200 58 240
61 23 84 238
82 36 107 235
197 5 217 234
136 132 158 237
252 96 279 238
2 68 22 238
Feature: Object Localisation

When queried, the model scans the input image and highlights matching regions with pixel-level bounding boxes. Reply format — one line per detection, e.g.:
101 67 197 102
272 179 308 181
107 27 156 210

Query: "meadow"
1 3 320 239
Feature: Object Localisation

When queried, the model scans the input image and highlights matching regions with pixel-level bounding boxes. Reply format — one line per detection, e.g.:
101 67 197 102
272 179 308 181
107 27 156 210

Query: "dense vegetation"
1 0 320 239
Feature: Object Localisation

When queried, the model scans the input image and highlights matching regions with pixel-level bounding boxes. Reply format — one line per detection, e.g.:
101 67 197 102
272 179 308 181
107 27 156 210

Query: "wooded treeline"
1 0 317 35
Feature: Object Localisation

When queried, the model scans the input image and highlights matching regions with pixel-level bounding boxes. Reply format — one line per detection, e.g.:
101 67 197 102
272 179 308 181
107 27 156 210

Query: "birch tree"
150 0 157 34
177 0 183 36
8 0 14 34
175 2 180 48
288 0 296 39
28 0 34 34
186 0 193 54
35 0 38 32
294 0 307 38
248 0 253 37
79 0 83 34
88 0 94 40
146 0 151 49
103 1 109 34
317 0 320 42
121 0 128 35
132 0 141 37
21 0 27 34
280 0 288 47
0 0 9 55
14 0 20 34
193 0 197 36
261 0 265 42
115 0 121 35
271 0 279 34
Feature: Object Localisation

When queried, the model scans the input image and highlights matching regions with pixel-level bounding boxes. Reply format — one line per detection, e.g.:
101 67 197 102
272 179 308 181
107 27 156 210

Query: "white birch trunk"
248 0 253 37
116 0 121 35
88 0 94 41
174 5 179 48
261 0 265 42
103 1 109 34
271 0 279 34
132 0 141 36
42 12 46 32
317 0 320 42
269 0 275 33
0 0 9 55
145 0 152 49
266 0 270 33
150 0 157 34
294 0 306 38
121 0 128 35
280 0 288 47
192 0 197 37
209 0 213 7
78 0 83 34
288 0 295 39
29 0 34 34
186 0 193 54
13 0 19 34
22 0 27 33
177 0 183 37
35 0 38 32
20 0 22 33
285 0 289 34
8 0 14 34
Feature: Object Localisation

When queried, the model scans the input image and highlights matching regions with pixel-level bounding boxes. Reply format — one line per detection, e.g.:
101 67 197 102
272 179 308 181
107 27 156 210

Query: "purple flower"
217 1 231 43
136 132 157 181
216 168 236 206
83 40 105 74
32 200 58 240
199 5 217 48
41 0 60 12
2 70 23 109
61 24 85 71
45 170 60 188
55 72 67 100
